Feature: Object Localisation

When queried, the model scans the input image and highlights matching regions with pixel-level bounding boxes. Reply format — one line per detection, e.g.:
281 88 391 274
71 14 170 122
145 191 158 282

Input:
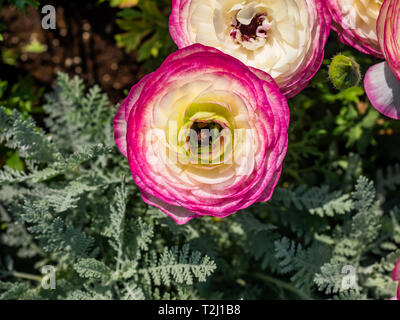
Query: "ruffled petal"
170 0 331 97
393 258 400 282
114 44 289 224
376 0 400 81
364 61 400 120
141 190 199 225
328 0 384 58
113 73 153 157
113 101 128 157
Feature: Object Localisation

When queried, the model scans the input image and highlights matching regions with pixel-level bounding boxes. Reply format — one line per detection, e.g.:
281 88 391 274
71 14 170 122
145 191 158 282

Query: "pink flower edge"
327 0 384 58
113 44 289 224
170 0 331 98
377 0 400 81
281 0 332 98
393 258 400 282
364 62 400 120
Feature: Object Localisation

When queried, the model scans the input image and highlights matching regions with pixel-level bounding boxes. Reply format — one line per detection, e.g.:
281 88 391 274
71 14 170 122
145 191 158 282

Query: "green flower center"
166 101 235 166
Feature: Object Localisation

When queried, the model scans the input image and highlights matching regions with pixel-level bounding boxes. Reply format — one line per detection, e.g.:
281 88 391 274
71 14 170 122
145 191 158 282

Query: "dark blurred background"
0 0 174 103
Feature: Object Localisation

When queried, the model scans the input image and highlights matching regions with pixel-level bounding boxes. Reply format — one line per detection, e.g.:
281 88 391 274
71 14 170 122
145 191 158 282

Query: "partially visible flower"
364 0 400 119
114 44 289 225
328 0 384 57
108 0 138 8
392 258 400 300
376 0 400 82
169 0 331 98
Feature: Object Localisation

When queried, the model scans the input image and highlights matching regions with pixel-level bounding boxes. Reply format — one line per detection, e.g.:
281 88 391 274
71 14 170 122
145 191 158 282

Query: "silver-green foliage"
0 73 216 300
0 73 399 300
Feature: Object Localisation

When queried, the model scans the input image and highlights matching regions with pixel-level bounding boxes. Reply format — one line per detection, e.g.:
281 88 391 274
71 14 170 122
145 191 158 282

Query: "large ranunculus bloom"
169 0 331 98
114 44 289 225
328 0 384 58
364 0 400 119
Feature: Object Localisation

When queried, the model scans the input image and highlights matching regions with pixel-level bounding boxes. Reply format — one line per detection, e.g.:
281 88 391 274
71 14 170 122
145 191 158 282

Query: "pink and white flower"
392 258 400 300
328 0 385 58
114 44 289 225
363 0 400 119
169 0 331 98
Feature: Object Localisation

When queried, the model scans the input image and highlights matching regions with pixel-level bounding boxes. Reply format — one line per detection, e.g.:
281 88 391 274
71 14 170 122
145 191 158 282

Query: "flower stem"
252 272 311 300
2 270 43 282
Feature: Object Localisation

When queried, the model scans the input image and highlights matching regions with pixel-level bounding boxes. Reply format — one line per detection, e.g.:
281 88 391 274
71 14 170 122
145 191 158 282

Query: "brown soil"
1 0 147 103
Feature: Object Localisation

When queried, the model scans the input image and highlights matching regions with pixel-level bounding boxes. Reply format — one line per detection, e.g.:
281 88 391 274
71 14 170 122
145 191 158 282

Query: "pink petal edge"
170 0 331 98
113 101 128 157
327 0 384 58
113 44 289 225
393 258 400 281
364 61 400 120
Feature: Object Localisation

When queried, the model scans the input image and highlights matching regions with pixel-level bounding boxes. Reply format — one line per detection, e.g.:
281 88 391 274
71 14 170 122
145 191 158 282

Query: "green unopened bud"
329 54 361 90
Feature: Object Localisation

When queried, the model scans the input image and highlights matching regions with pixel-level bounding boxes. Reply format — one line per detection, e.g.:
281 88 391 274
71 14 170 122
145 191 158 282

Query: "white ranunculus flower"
363 0 400 119
170 0 331 97
328 0 384 57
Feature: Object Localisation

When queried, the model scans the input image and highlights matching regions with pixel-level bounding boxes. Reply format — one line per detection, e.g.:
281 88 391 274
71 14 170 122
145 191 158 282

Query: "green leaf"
74 259 111 281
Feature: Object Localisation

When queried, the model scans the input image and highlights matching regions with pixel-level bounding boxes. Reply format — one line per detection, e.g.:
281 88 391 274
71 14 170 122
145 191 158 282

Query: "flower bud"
329 54 361 90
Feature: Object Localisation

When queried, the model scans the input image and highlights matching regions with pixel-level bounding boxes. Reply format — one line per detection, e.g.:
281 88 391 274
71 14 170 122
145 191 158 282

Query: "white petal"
236 2 257 25
364 62 400 120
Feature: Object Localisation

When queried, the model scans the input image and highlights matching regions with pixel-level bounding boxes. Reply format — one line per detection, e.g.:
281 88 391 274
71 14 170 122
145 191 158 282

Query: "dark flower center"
231 13 268 41
190 121 223 147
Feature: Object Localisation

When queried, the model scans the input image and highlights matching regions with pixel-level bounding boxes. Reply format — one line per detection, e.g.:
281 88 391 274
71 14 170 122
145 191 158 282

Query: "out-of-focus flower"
169 0 331 98
113 44 289 225
107 0 138 8
392 258 400 300
364 0 400 119
328 0 384 58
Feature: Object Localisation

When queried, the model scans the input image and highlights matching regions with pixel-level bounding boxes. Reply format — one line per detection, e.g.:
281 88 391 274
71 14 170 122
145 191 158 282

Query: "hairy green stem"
7 271 42 282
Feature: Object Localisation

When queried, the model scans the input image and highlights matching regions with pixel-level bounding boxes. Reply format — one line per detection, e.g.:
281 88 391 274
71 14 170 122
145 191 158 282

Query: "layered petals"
113 44 289 224
328 0 384 57
364 0 400 119
376 0 400 81
170 0 331 98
